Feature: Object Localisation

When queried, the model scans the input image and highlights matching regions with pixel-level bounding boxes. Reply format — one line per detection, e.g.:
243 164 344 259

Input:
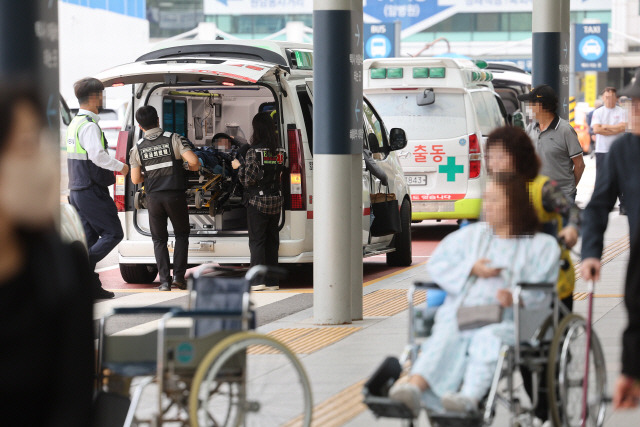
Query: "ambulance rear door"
366 87 471 213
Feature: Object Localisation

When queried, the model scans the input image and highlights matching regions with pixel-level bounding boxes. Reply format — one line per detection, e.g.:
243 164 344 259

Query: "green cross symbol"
439 156 464 182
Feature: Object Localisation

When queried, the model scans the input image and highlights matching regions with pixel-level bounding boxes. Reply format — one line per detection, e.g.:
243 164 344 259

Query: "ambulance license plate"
407 175 426 186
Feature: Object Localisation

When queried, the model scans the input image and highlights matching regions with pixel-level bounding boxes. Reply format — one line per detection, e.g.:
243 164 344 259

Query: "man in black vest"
67 78 129 299
129 106 200 291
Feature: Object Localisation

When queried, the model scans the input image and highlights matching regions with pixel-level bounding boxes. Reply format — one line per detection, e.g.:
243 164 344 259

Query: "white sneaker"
250 284 266 291
263 285 279 291
441 392 478 413
388 382 421 418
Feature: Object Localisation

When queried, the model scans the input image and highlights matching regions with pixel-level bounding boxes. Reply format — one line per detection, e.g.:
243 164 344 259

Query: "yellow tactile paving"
573 293 625 301
282 379 367 427
248 327 362 355
574 235 630 281
363 289 426 317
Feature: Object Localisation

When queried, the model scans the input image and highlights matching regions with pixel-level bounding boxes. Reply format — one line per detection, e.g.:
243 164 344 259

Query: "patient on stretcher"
388 174 559 417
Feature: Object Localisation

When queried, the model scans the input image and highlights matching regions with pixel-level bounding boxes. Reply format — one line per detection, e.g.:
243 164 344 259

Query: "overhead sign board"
364 23 400 60
575 23 608 72
204 0 313 14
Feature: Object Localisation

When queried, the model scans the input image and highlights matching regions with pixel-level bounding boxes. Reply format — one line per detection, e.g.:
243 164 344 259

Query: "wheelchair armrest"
171 309 245 318
412 281 442 291
516 282 555 292
111 306 181 315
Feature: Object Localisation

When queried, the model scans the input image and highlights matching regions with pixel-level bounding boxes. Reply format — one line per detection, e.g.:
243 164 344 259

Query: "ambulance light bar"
470 70 494 82
387 68 403 79
370 67 446 79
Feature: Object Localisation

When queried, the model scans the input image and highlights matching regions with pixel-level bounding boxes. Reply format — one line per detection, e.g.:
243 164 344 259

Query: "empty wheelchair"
96 265 312 427
363 281 607 427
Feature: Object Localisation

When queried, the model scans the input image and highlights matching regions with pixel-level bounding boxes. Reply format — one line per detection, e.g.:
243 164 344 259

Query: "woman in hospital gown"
389 173 560 416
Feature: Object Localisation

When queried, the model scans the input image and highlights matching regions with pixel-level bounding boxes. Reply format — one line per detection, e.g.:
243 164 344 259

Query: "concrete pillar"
0 0 59 133
351 153 363 321
532 0 570 119
313 0 364 324
285 21 306 43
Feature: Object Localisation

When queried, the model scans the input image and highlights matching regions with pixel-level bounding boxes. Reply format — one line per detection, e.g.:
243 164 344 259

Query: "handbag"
369 184 401 237
454 234 518 331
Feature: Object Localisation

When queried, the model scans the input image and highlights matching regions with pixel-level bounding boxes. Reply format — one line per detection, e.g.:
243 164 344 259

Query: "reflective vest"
528 175 575 300
244 144 286 199
137 132 186 193
66 115 116 190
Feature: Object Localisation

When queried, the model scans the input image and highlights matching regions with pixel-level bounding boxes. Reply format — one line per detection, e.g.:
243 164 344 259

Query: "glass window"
509 13 531 32
363 101 386 153
476 13 500 32
296 87 313 155
470 91 505 136
366 92 467 140
586 11 611 24
236 16 254 35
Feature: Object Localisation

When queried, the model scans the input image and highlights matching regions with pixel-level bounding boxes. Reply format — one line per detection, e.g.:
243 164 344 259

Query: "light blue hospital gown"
411 222 559 409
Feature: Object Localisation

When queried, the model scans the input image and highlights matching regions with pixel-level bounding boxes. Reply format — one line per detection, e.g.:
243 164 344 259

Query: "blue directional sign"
364 23 398 59
364 0 451 31
575 23 608 72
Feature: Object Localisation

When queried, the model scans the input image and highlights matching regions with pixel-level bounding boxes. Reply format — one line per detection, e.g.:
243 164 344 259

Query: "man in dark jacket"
581 68 640 408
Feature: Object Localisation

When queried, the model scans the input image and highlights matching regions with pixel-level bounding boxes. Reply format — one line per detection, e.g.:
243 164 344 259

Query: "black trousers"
69 185 124 288
146 191 190 284
596 152 625 209
247 204 280 285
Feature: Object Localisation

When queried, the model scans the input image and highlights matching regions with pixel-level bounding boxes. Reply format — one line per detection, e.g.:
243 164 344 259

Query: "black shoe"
172 277 187 290
158 282 171 291
94 287 115 299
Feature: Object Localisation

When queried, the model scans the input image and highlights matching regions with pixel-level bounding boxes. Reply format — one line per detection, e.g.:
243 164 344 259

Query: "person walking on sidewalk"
591 87 628 214
67 78 128 299
519 85 585 202
129 106 200 291
231 112 286 291
582 69 640 408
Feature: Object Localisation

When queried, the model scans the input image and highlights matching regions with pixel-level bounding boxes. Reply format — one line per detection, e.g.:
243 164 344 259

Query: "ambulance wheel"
120 264 158 284
195 190 204 209
387 199 412 267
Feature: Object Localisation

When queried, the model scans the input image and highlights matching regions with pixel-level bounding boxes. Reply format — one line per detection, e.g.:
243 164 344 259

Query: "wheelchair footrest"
363 395 415 420
429 412 484 427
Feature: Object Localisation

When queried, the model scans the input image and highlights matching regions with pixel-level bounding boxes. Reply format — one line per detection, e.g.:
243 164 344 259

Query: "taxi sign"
575 23 608 72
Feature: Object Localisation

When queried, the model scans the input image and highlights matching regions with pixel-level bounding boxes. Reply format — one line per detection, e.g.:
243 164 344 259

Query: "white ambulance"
95 40 412 283
363 57 507 221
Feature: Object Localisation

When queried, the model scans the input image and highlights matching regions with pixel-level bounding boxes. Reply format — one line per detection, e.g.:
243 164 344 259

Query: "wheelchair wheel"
189 332 313 427
547 314 607 427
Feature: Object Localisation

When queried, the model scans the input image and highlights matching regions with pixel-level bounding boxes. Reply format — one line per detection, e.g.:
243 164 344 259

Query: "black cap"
618 68 640 99
517 84 558 105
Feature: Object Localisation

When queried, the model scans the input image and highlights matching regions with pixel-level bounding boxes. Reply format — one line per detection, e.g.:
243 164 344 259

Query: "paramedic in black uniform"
232 112 286 291
129 106 200 291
